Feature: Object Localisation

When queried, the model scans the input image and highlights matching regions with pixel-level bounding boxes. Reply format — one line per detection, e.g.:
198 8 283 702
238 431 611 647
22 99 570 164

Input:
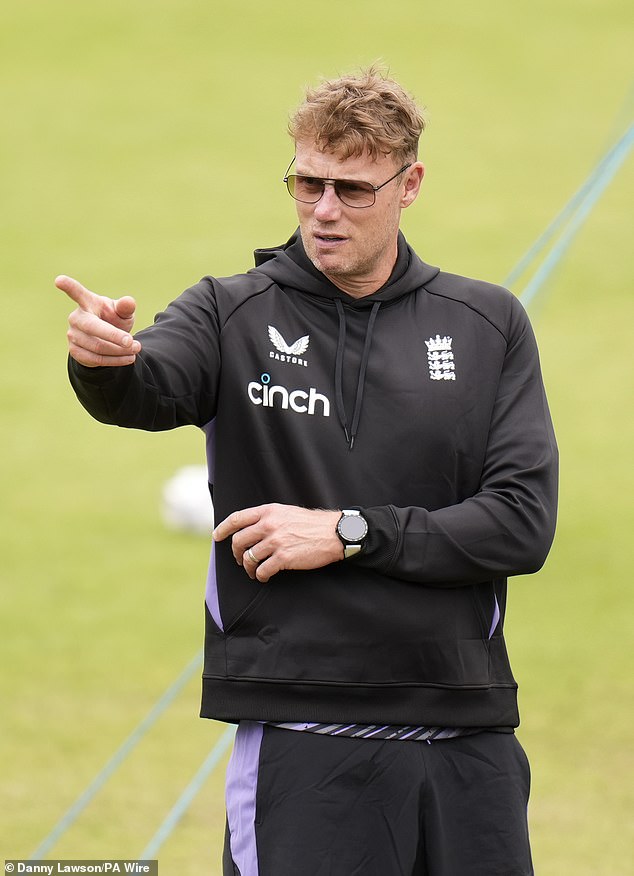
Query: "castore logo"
268 325 309 367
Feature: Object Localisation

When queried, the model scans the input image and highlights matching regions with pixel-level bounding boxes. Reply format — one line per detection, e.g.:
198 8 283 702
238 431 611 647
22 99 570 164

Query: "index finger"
55 275 99 312
212 506 262 542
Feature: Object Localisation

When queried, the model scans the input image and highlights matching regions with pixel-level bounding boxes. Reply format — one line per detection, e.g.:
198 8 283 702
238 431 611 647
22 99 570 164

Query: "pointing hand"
55 275 141 367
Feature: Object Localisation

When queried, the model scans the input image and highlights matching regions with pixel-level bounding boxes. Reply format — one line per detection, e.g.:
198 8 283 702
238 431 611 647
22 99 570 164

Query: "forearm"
354 479 557 585
67 354 210 431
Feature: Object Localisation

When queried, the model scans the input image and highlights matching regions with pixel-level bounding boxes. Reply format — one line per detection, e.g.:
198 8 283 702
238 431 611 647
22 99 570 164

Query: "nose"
313 182 342 221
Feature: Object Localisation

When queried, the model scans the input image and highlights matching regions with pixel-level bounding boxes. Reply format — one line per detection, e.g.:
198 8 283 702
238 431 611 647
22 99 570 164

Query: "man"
57 67 558 875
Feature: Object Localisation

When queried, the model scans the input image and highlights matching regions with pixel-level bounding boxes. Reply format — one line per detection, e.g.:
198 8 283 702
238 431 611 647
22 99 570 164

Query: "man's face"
293 140 423 297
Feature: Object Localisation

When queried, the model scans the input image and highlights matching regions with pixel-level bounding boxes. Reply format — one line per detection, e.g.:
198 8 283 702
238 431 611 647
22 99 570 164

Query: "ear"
400 162 425 208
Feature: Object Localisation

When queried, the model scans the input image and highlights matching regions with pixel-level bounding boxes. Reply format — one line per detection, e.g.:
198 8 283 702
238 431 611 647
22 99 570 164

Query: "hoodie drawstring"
334 299 381 450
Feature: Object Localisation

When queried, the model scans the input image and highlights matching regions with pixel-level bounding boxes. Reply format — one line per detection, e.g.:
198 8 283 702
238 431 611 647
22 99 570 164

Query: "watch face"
339 514 367 542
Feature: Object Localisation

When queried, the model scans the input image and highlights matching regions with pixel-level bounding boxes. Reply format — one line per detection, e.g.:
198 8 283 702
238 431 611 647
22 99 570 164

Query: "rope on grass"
139 724 236 860
29 650 203 860
508 122 634 306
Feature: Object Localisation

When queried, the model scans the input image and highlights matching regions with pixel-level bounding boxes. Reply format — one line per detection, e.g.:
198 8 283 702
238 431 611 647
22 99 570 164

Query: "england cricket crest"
425 335 456 381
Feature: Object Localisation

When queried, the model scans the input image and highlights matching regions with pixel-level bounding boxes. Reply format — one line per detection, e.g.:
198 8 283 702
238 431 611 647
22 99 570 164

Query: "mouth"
314 232 348 247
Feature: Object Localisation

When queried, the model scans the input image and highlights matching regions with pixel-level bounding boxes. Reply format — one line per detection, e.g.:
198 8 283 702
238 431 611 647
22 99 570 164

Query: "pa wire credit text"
5 862 157 875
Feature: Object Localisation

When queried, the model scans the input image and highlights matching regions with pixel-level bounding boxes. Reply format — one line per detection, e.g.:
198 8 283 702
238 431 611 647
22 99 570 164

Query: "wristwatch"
336 509 368 559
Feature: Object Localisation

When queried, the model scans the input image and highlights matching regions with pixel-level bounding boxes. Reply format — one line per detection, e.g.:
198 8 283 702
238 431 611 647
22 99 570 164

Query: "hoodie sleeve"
67 279 221 430
354 297 559 584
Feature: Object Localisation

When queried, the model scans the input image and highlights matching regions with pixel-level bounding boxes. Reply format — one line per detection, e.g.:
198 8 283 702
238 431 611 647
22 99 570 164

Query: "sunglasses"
283 158 411 209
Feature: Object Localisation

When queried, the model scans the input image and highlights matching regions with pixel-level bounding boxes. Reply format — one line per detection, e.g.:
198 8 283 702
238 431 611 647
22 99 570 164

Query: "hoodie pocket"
223 571 496 687
224 586 272 636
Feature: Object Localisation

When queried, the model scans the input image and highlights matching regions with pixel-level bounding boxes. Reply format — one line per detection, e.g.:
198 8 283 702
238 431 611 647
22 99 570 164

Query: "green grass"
2 0 633 873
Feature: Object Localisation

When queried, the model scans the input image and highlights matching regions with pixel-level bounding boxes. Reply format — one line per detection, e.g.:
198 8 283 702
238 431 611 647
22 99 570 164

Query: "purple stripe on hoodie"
488 594 501 639
205 541 223 631
202 419 223 630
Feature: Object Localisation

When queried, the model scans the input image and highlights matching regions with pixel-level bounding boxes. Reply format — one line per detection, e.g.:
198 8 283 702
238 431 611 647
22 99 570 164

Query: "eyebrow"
294 170 372 183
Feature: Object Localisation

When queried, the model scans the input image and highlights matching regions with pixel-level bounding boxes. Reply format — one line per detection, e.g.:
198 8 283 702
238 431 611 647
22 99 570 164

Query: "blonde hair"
288 65 427 164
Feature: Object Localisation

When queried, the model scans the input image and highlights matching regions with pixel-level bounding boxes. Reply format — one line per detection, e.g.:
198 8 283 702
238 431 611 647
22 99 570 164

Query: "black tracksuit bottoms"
223 721 534 876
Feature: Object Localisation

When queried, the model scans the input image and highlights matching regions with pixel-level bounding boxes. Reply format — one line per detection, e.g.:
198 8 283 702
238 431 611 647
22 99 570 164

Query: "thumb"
113 296 137 322
101 294 137 333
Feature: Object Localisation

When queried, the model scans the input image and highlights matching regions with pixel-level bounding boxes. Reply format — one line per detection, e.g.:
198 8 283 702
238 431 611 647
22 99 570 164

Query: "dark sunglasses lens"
335 180 375 207
285 174 375 207
287 175 324 203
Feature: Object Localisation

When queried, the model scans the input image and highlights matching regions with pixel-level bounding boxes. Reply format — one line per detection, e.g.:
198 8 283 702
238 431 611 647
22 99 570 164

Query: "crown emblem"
425 335 453 352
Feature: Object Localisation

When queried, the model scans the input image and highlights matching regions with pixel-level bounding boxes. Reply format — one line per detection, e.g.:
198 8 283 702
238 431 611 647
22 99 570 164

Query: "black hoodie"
69 232 558 728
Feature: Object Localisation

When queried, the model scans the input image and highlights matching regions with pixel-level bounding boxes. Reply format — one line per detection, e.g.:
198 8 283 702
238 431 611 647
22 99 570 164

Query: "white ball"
161 465 214 536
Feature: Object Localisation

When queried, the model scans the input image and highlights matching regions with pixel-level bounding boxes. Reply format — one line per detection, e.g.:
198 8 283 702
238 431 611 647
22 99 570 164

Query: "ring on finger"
246 547 259 564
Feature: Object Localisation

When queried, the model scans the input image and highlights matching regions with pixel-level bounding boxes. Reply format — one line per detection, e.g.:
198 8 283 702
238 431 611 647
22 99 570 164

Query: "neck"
323 265 394 299
318 237 399 299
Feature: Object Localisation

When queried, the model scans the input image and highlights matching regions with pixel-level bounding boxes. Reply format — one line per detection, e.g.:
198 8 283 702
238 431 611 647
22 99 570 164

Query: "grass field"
2 1 633 873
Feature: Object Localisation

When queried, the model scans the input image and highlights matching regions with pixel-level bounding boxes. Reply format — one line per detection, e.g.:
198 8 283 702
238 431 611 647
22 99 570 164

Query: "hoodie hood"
252 229 440 306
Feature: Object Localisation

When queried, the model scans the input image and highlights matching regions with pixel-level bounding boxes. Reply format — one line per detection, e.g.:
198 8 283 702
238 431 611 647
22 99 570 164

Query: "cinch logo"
247 373 330 417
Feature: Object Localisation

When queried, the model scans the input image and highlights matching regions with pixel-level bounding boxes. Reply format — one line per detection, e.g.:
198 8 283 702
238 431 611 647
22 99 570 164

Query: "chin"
305 248 338 274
